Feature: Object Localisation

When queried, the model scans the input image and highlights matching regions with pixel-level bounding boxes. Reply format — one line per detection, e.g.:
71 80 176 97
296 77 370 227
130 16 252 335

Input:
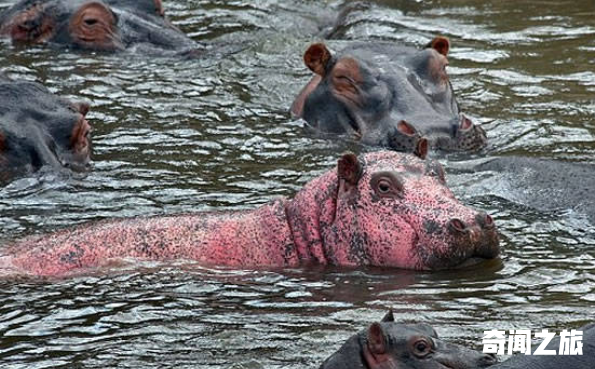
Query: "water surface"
0 0 594 368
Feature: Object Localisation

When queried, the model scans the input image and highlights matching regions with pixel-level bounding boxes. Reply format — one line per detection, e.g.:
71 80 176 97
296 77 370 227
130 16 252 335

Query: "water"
0 0 594 368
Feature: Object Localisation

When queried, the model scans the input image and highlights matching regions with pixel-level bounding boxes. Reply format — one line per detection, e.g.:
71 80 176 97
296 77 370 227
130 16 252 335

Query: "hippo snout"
446 212 500 264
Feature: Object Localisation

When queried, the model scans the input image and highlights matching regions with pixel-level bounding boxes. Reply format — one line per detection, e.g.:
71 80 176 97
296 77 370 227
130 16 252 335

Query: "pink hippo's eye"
378 180 391 193
371 172 404 199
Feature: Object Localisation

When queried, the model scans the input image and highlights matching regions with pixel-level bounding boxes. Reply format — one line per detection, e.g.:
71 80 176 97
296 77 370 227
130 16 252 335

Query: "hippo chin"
0 151 499 277
291 38 488 154
319 310 498 369
0 0 199 53
0 74 92 183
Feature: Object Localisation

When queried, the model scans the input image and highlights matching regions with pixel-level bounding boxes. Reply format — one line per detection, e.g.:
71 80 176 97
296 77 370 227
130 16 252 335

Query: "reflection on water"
0 0 594 367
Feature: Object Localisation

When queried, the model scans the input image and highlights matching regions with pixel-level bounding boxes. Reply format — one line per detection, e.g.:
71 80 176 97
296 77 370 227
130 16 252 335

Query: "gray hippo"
320 313 594 369
319 311 498 369
0 0 200 53
0 151 500 277
291 38 487 155
0 73 92 183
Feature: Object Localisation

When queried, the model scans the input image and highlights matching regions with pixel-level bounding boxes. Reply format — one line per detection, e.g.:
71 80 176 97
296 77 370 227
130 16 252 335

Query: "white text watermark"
482 329 583 355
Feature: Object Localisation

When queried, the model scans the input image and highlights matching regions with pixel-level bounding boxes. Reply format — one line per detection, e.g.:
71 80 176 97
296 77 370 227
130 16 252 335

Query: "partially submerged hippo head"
289 151 500 270
320 310 498 369
0 75 92 182
0 0 193 52
291 38 488 153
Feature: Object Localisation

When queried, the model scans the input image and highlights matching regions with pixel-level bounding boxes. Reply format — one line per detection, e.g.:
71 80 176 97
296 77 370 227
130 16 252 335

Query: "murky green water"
0 0 594 368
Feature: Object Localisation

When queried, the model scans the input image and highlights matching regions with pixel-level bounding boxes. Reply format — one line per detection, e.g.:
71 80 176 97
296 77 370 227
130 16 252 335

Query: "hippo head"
290 151 499 270
0 0 183 51
359 311 497 369
291 38 488 152
0 78 92 181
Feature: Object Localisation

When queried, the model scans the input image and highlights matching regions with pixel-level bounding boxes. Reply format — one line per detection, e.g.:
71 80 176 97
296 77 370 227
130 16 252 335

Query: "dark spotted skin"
0 152 499 277
0 73 92 183
320 311 498 369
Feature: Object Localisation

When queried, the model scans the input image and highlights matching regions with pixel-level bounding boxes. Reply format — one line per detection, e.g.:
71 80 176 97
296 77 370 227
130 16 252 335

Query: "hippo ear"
154 0 165 16
304 43 332 76
367 323 387 355
426 36 450 57
381 310 395 322
73 102 90 117
338 152 363 186
415 138 428 160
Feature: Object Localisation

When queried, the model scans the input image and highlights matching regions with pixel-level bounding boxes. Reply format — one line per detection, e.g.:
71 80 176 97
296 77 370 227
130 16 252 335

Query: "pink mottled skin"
1 151 499 277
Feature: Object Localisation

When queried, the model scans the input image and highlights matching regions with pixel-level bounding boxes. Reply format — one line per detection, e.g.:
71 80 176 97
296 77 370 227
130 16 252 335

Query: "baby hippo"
0 151 500 277
320 311 498 369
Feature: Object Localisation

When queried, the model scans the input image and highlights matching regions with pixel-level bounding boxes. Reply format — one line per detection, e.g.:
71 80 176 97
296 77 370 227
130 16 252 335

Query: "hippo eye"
371 172 404 199
411 338 433 358
84 18 98 27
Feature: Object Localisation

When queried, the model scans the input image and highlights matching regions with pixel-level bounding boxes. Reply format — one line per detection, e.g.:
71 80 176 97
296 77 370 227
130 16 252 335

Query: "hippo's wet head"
0 0 184 52
321 311 498 369
290 151 499 270
291 38 488 152
0 77 92 180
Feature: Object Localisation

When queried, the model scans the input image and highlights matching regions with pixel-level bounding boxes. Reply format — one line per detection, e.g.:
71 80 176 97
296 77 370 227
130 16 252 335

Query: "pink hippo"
0 151 499 277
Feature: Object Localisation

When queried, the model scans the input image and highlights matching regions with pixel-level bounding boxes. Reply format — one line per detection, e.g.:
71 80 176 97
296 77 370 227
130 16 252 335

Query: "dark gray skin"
291 39 487 156
458 157 595 223
490 323 595 369
0 74 92 183
0 0 201 54
320 311 498 369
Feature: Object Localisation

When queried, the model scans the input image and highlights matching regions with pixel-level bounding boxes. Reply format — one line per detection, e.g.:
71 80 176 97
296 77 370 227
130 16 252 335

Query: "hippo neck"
285 170 339 265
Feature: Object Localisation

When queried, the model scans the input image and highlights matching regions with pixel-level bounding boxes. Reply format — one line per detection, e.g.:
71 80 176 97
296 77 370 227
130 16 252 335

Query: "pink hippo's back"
1 199 298 277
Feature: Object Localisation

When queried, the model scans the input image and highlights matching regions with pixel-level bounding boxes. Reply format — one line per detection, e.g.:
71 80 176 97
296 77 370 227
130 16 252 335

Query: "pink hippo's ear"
381 310 395 323
304 43 332 76
426 36 450 57
338 152 363 187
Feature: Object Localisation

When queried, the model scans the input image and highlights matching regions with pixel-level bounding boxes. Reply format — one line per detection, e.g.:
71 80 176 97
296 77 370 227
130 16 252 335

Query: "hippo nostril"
448 218 468 234
476 212 495 230
459 115 473 131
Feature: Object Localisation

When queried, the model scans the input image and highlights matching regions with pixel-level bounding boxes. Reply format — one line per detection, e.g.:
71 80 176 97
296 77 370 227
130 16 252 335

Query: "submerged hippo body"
291 39 487 154
0 74 92 183
0 151 499 277
0 0 199 53
320 311 498 369
459 157 595 223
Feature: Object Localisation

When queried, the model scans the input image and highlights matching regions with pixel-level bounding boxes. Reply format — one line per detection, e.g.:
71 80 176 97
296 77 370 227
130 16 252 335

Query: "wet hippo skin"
0 73 92 183
0 151 499 277
291 38 488 155
458 156 595 223
319 310 498 369
0 0 200 53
